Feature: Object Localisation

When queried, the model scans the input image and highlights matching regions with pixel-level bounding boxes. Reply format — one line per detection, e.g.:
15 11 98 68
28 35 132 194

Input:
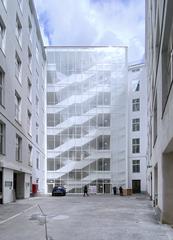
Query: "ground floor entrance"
132 180 141 193
47 179 112 194
0 171 2 204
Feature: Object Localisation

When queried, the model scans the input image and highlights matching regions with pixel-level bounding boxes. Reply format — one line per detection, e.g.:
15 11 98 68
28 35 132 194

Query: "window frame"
132 160 140 173
132 138 140 153
16 134 22 162
0 121 5 155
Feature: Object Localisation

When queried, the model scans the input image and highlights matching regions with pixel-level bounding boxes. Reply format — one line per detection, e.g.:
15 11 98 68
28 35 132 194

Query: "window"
36 122 39 143
97 135 110 150
27 78 32 102
28 145 32 166
36 151 39 169
132 118 140 131
153 95 157 144
132 68 140 72
36 69 39 89
0 68 5 106
16 134 22 161
132 160 140 173
0 121 5 155
15 91 21 123
162 20 173 113
15 52 22 82
28 47 32 71
132 79 140 92
0 16 6 52
16 15 22 46
132 98 140 111
27 110 32 135
97 158 110 171
98 114 110 127
36 96 39 115
132 138 140 153
28 17 32 42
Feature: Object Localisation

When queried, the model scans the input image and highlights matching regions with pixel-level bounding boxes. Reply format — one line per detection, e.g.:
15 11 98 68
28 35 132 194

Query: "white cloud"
34 0 145 63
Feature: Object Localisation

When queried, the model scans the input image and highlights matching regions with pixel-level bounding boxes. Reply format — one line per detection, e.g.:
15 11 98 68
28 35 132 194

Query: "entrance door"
0 171 2 204
132 180 141 193
104 184 111 194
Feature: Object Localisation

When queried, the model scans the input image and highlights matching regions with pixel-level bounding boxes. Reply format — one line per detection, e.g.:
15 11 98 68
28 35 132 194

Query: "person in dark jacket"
119 186 123 196
83 185 89 197
113 186 117 195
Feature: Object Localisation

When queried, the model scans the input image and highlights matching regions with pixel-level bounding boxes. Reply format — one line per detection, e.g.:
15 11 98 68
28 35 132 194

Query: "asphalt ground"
0 194 173 240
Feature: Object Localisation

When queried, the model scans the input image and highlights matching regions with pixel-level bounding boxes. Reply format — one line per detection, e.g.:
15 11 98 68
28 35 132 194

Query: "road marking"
0 204 37 225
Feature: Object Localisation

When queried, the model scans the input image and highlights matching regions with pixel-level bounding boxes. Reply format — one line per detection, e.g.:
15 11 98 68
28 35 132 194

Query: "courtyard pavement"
0 194 173 240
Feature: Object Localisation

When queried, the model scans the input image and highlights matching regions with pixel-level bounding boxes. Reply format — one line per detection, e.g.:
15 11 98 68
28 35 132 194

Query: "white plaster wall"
0 0 46 202
128 64 147 192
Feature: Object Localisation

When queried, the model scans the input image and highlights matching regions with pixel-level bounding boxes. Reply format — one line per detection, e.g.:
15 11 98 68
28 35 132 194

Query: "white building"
128 64 147 193
0 0 46 203
146 0 173 224
46 46 128 194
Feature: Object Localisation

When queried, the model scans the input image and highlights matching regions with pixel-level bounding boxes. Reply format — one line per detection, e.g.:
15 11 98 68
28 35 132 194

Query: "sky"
34 0 145 63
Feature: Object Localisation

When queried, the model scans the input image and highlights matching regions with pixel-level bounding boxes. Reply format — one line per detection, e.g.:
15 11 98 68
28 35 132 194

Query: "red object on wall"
32 184 38 194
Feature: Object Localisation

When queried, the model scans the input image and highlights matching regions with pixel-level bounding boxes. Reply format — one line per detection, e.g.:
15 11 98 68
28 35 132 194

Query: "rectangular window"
132 138 140 153
15 91 21 123
0 16 6 52
132 98 140 111
0 121 5 155
132 160 140 173
28 17 32 42
27 110 32 135
162 21 173 113
16 134 22 161
132 79 140 92
16 15 22 46
36 122 39 143
153 95 157 144
36 96 39 115
28 145 32 166
0 68 5 106
36 151 39 169
27 78 32 102
132 118 140 131
15 52 22 82
28 47 32 71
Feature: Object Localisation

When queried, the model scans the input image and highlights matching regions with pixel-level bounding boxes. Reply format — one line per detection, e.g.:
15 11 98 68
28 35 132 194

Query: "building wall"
128 64 147 193
46 46 128 194
0 0 46 203
146 0 173 224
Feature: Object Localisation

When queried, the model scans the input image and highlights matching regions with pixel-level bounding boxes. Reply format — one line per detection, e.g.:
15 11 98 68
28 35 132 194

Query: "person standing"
83 185 89 197
113 186 117 195
119 186 123 196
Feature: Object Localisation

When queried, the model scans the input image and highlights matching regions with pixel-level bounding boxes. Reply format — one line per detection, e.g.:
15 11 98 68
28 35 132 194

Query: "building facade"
128 64 147 193
146 0 173 224
46 46 128 194
0 0 46 203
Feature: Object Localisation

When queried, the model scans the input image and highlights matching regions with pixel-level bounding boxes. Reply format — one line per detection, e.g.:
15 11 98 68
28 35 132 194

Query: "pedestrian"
119 186 123 196
113 186 117 195
83 185 89 197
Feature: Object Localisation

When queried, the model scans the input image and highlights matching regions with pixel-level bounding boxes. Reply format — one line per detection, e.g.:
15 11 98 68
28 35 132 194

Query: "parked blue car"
52 186 66 196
